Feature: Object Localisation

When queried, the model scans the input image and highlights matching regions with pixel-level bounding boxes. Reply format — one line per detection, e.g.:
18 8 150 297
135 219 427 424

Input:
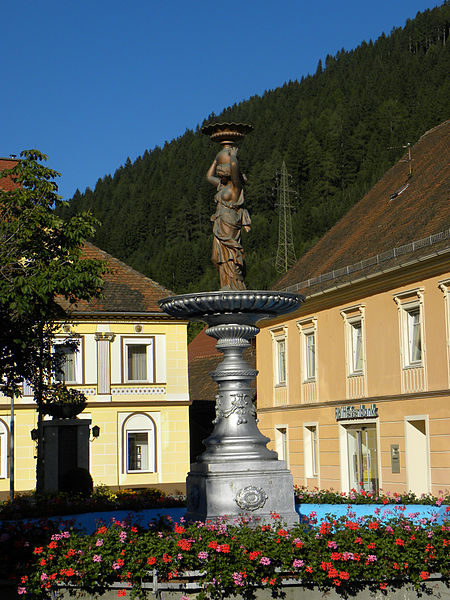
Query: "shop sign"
335 403 378 421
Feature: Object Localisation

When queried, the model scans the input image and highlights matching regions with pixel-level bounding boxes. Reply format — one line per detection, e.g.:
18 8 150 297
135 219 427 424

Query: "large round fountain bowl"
158 290 304 326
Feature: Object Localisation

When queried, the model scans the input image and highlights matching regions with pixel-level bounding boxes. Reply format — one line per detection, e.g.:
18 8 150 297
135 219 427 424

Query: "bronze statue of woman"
206 146 251 290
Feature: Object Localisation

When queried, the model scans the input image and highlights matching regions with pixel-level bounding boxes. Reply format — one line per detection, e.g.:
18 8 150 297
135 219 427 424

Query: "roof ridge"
419 119 450 140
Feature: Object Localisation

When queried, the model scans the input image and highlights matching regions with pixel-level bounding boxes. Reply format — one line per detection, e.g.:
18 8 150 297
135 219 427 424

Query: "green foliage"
294 486 450 506
0 486 185 519
43 384 87 407
62 4 450 293
22 513 450 599
0 150 105 397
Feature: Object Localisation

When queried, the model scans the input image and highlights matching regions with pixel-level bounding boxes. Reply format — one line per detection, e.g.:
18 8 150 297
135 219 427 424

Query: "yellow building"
0 243 190 497
257 120 450 497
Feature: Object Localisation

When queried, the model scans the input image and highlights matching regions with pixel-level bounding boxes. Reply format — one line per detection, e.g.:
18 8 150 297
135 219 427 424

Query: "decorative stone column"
95 332 115 396
160 290 303 526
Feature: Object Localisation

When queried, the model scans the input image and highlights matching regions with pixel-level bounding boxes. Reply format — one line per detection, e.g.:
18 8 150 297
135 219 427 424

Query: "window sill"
126 470 156 475
274 383 287 388
302 378 316 384
347 371 364 378
403 363 423 370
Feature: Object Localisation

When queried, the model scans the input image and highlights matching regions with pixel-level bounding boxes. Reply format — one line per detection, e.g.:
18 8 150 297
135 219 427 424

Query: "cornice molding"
257 388 450 413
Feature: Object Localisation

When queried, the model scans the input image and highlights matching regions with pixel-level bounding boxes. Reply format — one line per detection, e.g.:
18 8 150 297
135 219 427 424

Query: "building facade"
256 121 450 496
0 243 190 496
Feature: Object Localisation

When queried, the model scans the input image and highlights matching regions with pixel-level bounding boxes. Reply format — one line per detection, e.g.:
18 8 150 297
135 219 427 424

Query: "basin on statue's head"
159 290 304 526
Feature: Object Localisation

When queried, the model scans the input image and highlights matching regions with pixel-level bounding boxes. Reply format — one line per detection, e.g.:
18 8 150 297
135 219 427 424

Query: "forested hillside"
63 3 450 293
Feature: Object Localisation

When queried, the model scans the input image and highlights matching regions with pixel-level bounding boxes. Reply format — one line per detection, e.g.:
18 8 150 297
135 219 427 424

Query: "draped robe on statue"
211 186 251 290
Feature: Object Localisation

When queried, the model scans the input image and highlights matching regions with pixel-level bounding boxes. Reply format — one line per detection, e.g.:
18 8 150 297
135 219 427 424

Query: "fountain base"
186 459 298 525
159 291 304 526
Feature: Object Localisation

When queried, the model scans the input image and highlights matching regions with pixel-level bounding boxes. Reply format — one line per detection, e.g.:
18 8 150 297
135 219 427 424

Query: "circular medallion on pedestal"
235 486 268 511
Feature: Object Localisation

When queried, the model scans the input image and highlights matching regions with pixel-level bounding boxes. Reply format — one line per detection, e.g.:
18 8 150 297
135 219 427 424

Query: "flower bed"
17 512 450 599
294 486 450 505
298 503 449 525
0 487 185 520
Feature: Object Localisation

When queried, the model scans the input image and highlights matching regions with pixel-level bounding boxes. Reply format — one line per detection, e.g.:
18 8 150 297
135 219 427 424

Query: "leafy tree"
0 150 105 493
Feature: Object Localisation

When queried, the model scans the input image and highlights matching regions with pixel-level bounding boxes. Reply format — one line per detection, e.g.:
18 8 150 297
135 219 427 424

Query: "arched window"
122 413 156 473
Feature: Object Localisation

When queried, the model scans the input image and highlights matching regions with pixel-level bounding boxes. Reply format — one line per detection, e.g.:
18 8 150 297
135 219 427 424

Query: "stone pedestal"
159 291 303 526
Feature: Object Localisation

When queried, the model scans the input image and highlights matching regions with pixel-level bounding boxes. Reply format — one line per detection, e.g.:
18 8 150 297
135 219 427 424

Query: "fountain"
159 123 304 525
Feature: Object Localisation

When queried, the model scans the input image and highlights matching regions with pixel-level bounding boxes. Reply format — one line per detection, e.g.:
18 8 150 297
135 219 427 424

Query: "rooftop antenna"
387 142 413 178
275 161 297 273
387 142 414 200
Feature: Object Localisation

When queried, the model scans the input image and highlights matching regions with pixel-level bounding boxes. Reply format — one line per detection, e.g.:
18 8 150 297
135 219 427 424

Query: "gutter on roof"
66 310 189 322
302 245 450 300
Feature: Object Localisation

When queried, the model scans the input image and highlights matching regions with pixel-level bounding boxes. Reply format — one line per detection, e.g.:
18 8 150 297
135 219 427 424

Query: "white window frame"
0 419 9 479
52 337 83 384
438 279 450 387
274 425 289 465
276 338 287 385
270 327 288 387
303 423 319 479
122 412 156 474
394 289 425 369
122 337 155 384
297 318 317 383
340 305 366 376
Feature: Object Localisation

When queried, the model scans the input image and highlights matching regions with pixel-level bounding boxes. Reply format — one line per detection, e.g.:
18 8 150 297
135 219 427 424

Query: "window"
305 332 316 380
0 419 9 479
350 321 363 373
341 306 365 376
122 413 156 473
123 338 154 383
128 432 149 471
438 279 450 386
407 309 421 364
275 426 288 463
304 424 318 478
394 290 424 368
53 338 83 384
297 318 317 383
55 344 76 382
277 339 286 385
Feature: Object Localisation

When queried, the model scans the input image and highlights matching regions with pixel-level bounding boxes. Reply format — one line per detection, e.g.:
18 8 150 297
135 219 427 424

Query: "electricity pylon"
275 161 297 274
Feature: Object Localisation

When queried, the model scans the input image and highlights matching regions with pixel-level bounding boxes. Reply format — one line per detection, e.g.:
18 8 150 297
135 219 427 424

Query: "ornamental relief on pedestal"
213 393 257 425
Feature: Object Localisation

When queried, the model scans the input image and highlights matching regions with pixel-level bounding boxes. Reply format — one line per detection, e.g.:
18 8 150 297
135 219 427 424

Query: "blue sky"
2 0 442 200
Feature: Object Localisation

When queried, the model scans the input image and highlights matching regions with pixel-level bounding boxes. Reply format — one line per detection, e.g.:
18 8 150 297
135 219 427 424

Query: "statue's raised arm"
202 123 252 291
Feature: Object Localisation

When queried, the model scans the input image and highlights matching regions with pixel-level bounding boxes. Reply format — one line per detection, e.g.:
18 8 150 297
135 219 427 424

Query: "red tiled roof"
60 242 173 315
0 158 19 191
188 327 220 360
275 120 450 292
